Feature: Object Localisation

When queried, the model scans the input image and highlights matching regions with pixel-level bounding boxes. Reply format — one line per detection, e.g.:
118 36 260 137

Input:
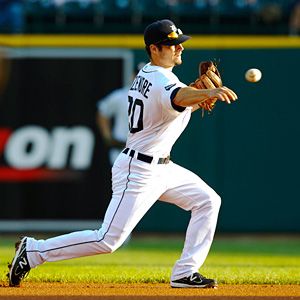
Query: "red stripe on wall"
0 128 12 155
0 167 82 182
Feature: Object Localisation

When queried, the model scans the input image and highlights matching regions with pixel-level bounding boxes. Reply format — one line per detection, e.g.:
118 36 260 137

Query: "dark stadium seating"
58 1 95 23
0 0 296 34
24 0 58 31
169 0 212 23
133 0 171 24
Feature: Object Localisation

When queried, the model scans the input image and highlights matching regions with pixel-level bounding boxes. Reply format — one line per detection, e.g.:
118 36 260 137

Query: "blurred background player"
0 50 10 98
289 0 300 35
96 62 145 165
96 85 128 165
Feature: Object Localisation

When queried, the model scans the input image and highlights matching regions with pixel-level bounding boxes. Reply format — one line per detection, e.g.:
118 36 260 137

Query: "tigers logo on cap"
144 19 191 46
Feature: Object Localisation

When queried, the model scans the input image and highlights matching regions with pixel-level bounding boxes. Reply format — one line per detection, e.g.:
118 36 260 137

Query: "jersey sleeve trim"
170 87 186 112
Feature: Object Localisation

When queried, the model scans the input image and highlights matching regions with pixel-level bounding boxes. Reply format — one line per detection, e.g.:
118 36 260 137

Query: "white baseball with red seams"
25 62 221 282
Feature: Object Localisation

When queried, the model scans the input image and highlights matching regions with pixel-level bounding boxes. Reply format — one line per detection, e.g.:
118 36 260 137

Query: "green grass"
1 235 299 285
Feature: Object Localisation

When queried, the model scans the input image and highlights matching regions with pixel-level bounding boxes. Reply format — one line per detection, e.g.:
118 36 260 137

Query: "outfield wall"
0 35 299 233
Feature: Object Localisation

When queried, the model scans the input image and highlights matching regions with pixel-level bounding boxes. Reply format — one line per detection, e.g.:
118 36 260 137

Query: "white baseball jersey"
97 86 129 164
127 63 191 157
26 62 221 283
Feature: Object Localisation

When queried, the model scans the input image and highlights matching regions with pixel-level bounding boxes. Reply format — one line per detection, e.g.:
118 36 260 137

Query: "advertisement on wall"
0 48 133 228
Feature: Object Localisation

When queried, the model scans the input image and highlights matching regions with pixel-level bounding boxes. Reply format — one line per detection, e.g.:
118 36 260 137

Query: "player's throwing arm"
174 85 238 108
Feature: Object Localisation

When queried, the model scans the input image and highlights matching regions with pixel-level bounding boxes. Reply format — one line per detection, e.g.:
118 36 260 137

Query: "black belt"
122 148 170 164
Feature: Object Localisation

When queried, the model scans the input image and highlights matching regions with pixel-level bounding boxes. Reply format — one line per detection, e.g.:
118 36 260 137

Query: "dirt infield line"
0 283 300 299
0 296 299 299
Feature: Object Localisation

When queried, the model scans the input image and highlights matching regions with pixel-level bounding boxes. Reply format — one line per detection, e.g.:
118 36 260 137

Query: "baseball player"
96 85 129 165
96 64 145 165
8 19 237 288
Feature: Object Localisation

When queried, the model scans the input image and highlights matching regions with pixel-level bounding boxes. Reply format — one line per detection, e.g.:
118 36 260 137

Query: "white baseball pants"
26 151 221 281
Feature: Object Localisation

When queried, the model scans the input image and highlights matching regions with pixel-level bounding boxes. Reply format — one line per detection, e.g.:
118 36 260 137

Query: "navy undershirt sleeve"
170 87 186 112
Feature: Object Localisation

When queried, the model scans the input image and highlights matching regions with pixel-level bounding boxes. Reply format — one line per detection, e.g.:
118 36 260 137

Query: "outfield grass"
0 234 299 285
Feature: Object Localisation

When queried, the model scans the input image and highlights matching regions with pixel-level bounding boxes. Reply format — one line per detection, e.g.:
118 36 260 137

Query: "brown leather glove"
190 61 222 114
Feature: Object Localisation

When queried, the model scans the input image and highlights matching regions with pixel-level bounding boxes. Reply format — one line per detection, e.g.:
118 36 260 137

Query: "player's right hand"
208 86 238 104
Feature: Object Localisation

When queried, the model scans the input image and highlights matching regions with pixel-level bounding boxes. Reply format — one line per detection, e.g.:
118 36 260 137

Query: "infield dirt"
0 283 299 300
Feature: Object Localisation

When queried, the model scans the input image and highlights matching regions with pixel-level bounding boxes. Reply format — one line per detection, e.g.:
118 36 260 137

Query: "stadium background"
0 0 299 234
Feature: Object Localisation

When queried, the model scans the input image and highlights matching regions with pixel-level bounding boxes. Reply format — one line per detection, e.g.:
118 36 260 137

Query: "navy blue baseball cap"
144 19 191 46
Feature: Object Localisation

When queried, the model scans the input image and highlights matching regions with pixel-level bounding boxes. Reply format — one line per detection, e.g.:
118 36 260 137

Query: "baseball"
245 68 262 83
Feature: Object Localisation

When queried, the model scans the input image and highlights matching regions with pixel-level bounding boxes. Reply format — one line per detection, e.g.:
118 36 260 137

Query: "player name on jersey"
129 75 152 99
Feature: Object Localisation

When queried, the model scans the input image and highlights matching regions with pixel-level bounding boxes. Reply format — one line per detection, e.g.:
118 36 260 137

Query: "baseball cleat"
8 237 31 287
170 272 217 288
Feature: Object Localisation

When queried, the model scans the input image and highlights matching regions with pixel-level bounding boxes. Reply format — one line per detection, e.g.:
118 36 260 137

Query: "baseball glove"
190 61 222 114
